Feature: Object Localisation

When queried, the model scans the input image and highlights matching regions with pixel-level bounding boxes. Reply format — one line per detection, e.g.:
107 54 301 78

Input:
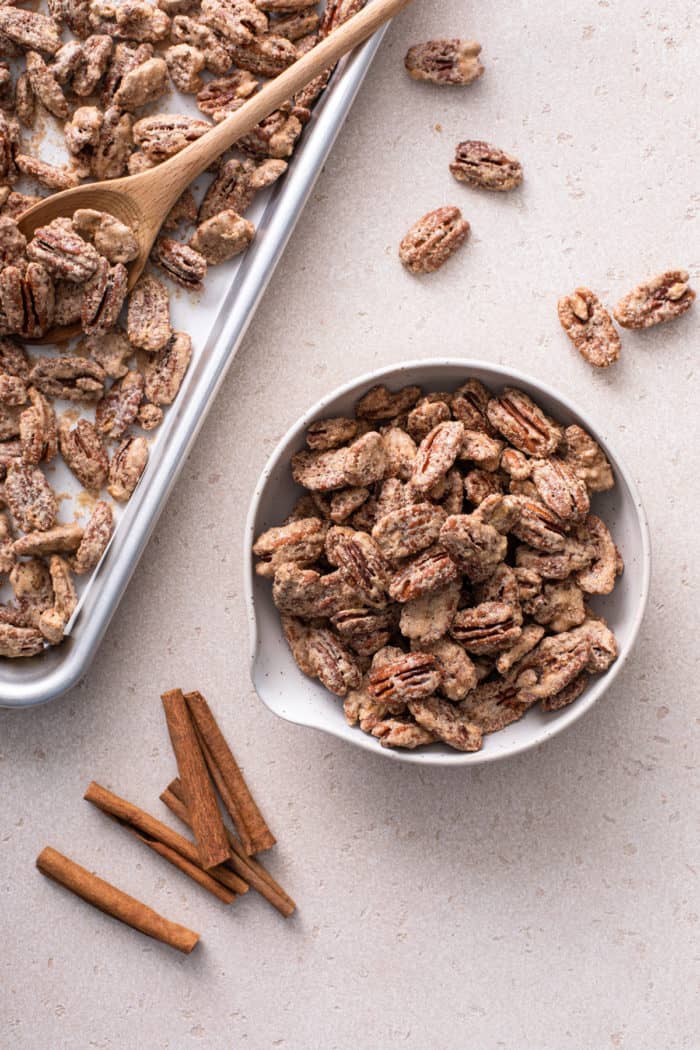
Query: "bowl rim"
243 358 652 767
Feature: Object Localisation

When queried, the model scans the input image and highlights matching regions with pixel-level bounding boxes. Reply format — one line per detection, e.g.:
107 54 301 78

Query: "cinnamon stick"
185 690 276 855
128 829 236 905
194 725 255 855
36 846 199 955
84 781 248 896
161 688 230 869
162 780 295 918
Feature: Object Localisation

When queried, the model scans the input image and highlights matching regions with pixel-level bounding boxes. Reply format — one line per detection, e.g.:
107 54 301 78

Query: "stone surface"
1 1 698 1047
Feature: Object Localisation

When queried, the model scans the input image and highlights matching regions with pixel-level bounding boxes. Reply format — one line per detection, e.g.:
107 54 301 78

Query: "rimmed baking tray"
0 25 389 708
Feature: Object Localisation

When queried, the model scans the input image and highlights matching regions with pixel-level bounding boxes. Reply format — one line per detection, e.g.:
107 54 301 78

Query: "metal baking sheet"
0 23 389 708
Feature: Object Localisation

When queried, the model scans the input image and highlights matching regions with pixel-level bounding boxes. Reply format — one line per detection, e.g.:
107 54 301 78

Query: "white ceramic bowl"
244 360 651 766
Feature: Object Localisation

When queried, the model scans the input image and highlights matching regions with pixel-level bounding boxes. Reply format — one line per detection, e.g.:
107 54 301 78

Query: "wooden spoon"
18 0 413 343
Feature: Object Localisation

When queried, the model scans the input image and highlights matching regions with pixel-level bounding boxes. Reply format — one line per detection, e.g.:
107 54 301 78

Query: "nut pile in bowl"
252 380 623 752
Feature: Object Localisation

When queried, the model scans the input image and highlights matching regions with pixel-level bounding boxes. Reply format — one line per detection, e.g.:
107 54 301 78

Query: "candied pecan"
411 420 463 492
418 636 477 701
37 555 77 644
460 429 504 471
574 514 621 595
25 51 68 118
569 618 618 672
200 0 267 43
151 236 207 290
306 415 359 451
515 632 591 702
614 270 695 329
73 34 113 95
91 106 133 179
280 613 314 676
272 10 319 40
399 579 460 644
399 206 469 275
237 107 302 158
0 112 19 185
372 502 446 561
0 339 29 380
330 606 394 657
113 55 168 109
380 426 416 481
226 34 297 77
53 281 84 327
0 9 62 54
0 622 44 658
409 696 482 751
107 434 148 501
100 40 151 104
406 397 450 443
64 105 103 168
133 112 210 161
306 626 361 696
253 515 327 577
138 330 191 404
508 495 566 552
15 154 79 191
169 16 231 74
196 70 257 121
451 379 494 433
530 456 589 524
13 522 83 557
371 717 436 750
70 499 113 574
90 0 171 42
72 209 139 265
165 43 206 93
476 562 521 615
326 525 390 608
440 514 507 582
258 0 318 10
78 327 132 379
450 601 521 655
486 387 562 457
0 374 27 407
272 563 358 618
561 424 614 492
189 209 254 264
127 274 171 352
319 0 364 36
95 370 144 439
343 431 386 486
291 445 348 491
524 579 586 633
495 623 545 676
356 383 421 421
329 486 369 524
0 263 55 339
48 0 92 38
464 468 503 506
368 651 441 704
136 402 162 430
0 216 27 267
450 140 523 191
405 39 483 85
513 566 542 601
541 672 588 712
515 540 592 580
52 40 86 85
58 416 109 491
388 544 459 603
459 679 529 734
28 218 99 283
163 188 198 231
0 510 15 573
557 288 620 368
81 258 129 336
4 462 57 531
500 446 531 480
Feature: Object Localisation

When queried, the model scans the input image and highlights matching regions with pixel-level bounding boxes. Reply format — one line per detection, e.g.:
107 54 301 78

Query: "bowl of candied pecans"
245 360 651 765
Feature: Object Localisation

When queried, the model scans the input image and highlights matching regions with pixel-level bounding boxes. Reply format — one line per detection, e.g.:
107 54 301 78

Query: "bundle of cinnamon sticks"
36 689 295 955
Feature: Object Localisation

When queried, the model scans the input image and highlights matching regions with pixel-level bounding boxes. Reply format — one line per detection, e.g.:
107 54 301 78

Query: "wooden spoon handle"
150 0 413 200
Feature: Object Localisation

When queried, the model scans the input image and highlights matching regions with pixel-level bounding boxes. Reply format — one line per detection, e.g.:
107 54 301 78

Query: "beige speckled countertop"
1 1 698 1047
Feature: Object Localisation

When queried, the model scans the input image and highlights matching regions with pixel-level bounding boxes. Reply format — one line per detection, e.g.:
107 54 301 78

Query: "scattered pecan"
107 434 148 501
19 388 57 466
25 51 68 119
189 209 255 264
557 288 621 368
71 499 114 574
138 330 192 405
81 258 129 336
4 462 57 531
127 274 172 352
399 206 469 274
405 39 483 85
58 415 109 491
0 9 62 54
133 112 210 161
78 327 133 379
13 522 83 557
27 218 99 283
151 237 207 290
15 153 79 191
450 140 523 191
614 270 695 329
113 55 168 110
95 369 144 439
0 263 55 339
196 70 257 121
29 356 106 401
226 33 297 76
37 555 77 644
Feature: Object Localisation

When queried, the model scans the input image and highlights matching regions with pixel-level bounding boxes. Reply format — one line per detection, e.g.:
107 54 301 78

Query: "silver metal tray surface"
0 26 388 708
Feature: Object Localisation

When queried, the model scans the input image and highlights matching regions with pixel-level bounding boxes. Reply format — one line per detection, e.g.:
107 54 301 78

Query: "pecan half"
4 462 57 531
0 263 55 339
486 387 562 457
325 525 390 608
355 383 421 420
0 9 62 54
406 396 450 443
306 416 360 451
37 555 77 644
127 274 171 352
53 281 84 327
495 623 545 676
439 514 507 582
369 651 441 704
451 379 495 434
614 270 695 329
0 216 27 268
306 626 361 696
574 514 622 595
29 356 106 401
557 288 621 368
28 218 100 283
330 606 395 657
372 503 446 562
14 154 80 191
25 50 68 118
138 330 192 404
408 696 482 751
459 678 529 734
561 424 614 492
371 717 436 750
388 544 459 603
530 456 589 524
107 434 148 500
133 112 210 161
78 327 133 379
113 55 168 109
58 416 109 491
450 140 523 191
199 157 287 222
508 495 567 552
95 370 144 439
151 237 207 290
404 39 483 85
450 601 521 654
569 618 618 672
253 516 327 577
399 206 469 274
418 636 477 701
200 0 266 42
189 209 255 264
524 579 586 633
13 522 83 557
0 622 44 658
411 420 464 491
226 33 297 76
541 672 588 712
280 613 314 676
72 209 139 264
399 579 460 644
515 632 592 702
165 42 206 93
81 258 129 336
515 539 593 580
71 499 113 574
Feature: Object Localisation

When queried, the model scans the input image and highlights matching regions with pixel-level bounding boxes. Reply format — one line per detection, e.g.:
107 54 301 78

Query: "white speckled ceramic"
245 360 651 766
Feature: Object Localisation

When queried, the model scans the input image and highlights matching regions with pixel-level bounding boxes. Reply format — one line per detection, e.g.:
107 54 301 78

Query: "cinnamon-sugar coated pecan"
613 270 694 329
405 39 483 86
558 288 621 368
450 140 523 191
399 207 470 275
255 376 623 751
